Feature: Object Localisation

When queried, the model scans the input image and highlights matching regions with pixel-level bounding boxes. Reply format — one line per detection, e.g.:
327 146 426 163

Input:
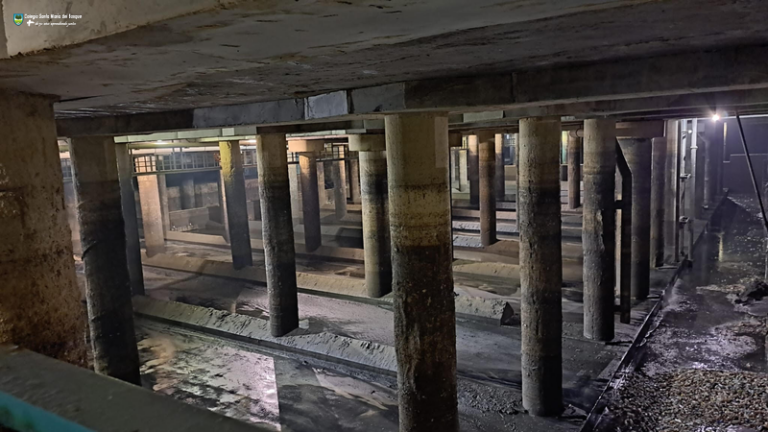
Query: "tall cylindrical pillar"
495 133 505 201
0 91 87 365
349 157 362 204
181 176 196 210
514 133 520 206
651 137 667 267
468 134 479 207
478 131 497 246
386 113 458 432
137 175 166 256
220 141 254 269
298 150 322 252
518 116 563 417
333 152 348 220
567 132 583 209
256 134 300 337
618 139 652 300
115 145 145 296
350 135 392 298
70 136 141 385
582 119 616 342
663 121 680 263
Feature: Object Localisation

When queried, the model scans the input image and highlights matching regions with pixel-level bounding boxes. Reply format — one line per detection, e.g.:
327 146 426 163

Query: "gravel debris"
608 369 768 431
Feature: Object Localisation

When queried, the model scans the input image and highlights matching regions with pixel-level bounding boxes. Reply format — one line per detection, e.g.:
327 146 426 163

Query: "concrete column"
219 141 254 269
0 91 87 365
616 143 633 324
333 153 348 220
317 159 330 209
704 120 725 206
663 121 680 263
582 119 616 342
514 133 520 205
349 157 362 204
181 176 196 209
290 140 325 253
468 134 480 207
350 135 392 298
478 131 497 246
459 149 469 192
567 132 583 209
651 137 667 268
157 174 171 235
137 175 166 256
385 113 458 431
115 145 144 296
495 133 505 201
518 116 563 417
618 139 652 300
256 134 299 337
70 136 141 385
217 173 230 243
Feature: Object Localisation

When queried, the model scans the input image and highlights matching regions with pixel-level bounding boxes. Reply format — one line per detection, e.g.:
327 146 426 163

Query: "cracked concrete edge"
132 296 398 375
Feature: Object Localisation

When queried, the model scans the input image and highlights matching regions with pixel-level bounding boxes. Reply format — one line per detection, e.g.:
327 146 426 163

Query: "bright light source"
711 113 721 122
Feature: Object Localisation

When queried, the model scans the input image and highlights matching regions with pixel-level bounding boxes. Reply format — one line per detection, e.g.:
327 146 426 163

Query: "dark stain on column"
359 149 392 298
386 113 458 432
71 136 141 385
115 145 145 296
567 132 583 209
478 131 497 247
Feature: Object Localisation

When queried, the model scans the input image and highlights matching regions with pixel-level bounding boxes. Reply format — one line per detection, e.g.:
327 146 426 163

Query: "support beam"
567 132 583 209
618 138 652 300
518 116 563 417
137 175 166 256
651 137 667 268
385 113 458 431
616 143 633 324
0 91 87 365
70 136 141 385
468 134 479 207
478 131 497 246
181 176 196 210
582 119 616 341
115 145 145 296
350 135 392 298
495 133 505 201
219 141 254 269
256 133 299 337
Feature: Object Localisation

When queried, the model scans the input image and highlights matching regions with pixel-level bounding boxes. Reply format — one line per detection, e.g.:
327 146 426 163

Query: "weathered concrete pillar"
478 131 497 246
0 91 87 365
63 179 82 255
385 113 458 431
217 172 230 243
468 134 480 207
704 120 725 207
157 174 171 235
567 132 583 209
70 136 141 385
651 137 667 268
663 121 680 263
137 175 166 256
317 159 330 209
616 143 633 324
514 133 520 205
618 139 652 300
582 119 616 342
115 145 144 296
290 140 324 253
459 147 469 193
219 141 254 269
181 176 196 209
349 157 362 204
495 133 505 201
518 116 563 417
350 135 392 298
333 152 348 220
256 134 300 337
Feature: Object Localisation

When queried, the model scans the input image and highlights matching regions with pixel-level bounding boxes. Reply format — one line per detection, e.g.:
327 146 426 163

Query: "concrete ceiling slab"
0 0 766 119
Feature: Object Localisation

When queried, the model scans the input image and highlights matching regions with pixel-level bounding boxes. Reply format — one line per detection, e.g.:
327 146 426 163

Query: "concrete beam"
287 139 325 153
616 121 665 139
348 134 385 152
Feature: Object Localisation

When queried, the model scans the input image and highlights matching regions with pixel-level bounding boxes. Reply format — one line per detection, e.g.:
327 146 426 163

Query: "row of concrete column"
1 90 723 431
